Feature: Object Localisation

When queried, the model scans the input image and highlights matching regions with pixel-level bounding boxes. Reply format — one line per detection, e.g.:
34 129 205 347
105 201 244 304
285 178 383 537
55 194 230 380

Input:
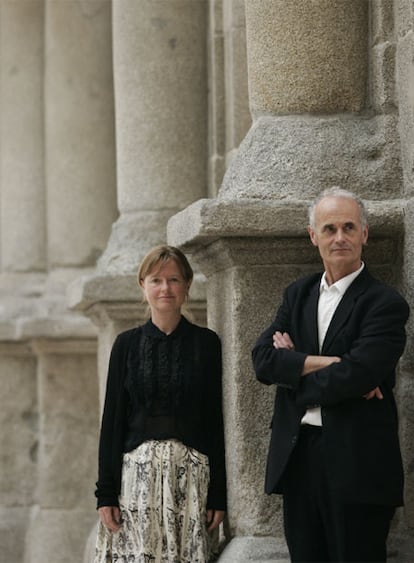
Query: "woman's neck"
151 311 182 335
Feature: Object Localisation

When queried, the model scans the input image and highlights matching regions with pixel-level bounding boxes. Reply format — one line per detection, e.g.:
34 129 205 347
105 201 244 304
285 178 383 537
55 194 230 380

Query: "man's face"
307 196 368 282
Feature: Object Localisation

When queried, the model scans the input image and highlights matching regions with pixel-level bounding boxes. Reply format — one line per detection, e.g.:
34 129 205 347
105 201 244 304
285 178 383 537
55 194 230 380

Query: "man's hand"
98 506 121 532
206 509 225 532
273 331 295 350
364 386 383 400
273 331 341 376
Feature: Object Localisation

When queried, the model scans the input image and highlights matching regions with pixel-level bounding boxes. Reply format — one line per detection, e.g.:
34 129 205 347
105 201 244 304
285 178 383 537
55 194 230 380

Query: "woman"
94 245 227 563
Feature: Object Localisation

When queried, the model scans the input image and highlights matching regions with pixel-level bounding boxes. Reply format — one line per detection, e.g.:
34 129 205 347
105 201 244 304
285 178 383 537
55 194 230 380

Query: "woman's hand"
98 506 121 532
206 509 225 532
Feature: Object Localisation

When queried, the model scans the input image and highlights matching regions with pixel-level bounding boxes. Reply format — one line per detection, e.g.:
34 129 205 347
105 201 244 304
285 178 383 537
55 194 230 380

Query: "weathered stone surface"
219 536 289 562
168 197 404 250
0 507 31 563
396 28 414 195
218 115 403 201
34 342 99 509
0 347 37 507
245 0 368 115
25 507 97 563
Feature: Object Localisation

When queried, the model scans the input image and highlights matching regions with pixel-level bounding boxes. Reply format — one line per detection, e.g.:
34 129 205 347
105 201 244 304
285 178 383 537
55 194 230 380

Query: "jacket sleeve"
204 331 227 511
95 333 127 508
252 286 307 390
296 295 409 408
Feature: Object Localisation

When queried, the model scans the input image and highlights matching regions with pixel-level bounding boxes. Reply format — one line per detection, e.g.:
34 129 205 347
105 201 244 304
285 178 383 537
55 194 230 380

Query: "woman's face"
140 259 190 316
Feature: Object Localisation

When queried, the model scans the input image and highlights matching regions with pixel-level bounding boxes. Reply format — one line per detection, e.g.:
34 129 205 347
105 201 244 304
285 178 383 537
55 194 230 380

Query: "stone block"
25 506 97 563
218 536 289 562
0 348 37 506
396 30 414 195
218 115 403 200
395 0 413 39
0 507 30 563
35 343 99 510
371 42 396 112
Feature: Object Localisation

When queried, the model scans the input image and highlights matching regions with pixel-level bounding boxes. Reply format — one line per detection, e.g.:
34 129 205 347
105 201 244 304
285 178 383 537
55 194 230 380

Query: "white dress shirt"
301 262 365 426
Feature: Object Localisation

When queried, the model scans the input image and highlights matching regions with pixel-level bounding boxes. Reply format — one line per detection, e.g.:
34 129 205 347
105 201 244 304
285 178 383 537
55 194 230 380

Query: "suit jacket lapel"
303 277 320 354
321 268 371 353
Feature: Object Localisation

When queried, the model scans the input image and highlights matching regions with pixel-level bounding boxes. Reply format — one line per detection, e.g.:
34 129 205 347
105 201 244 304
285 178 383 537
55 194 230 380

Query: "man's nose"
334 229 345 241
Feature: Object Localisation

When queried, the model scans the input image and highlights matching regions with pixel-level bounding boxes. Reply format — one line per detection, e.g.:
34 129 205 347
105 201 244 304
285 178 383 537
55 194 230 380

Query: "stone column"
219 0 401 203
98 0 208 274
45 0 117 272
207 0 251 196
0 0 45 273
223 0 251 167
168 1 408 560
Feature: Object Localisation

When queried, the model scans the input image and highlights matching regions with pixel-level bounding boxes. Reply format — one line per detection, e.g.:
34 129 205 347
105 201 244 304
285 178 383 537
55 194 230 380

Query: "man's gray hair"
308 187 368 229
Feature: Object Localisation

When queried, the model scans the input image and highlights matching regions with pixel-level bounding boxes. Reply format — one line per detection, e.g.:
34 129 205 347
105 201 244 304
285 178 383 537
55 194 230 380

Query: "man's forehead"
315 197 359 216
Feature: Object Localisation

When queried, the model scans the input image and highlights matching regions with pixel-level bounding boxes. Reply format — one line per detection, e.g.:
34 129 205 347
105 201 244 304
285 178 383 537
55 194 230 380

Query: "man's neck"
324 262 363 286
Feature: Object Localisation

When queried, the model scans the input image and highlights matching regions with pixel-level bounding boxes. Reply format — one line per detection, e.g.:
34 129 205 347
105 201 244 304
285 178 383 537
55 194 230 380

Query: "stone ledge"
167 197 405 249
67 273 139 311
0 313 96 341
67 272 207 311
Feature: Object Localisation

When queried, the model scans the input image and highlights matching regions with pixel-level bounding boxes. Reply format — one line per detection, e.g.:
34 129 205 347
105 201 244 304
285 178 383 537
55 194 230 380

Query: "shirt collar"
320 262 365 296
143 314 191 339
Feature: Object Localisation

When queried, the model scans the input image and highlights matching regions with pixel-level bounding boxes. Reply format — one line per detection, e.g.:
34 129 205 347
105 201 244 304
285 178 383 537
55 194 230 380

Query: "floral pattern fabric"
94 440 211 563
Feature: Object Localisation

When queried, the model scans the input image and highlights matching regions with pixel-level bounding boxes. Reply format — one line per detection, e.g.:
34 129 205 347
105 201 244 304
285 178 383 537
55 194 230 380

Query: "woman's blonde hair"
137 245 194 287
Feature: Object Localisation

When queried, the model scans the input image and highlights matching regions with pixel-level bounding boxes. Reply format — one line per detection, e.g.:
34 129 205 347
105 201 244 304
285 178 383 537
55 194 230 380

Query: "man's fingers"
273 331 295 350
364 386 383 400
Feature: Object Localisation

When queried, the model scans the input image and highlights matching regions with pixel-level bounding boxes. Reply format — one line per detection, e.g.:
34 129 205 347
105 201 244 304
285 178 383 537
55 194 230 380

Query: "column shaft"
45 0 117 269
0 1 46 272
99 0 208 273
245 0 368 116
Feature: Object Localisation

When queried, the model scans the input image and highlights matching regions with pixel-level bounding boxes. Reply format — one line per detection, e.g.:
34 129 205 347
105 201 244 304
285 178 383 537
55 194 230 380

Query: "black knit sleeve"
94 332 129 508
203 330 227 511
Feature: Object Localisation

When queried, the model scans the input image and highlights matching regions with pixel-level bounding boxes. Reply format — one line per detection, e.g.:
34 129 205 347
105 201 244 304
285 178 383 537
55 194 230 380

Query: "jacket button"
292 436 297 445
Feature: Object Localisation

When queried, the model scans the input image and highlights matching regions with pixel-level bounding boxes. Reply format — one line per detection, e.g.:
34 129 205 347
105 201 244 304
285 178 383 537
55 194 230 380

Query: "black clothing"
283 425 394 562
252 267 409 562
95 316 227 511
252 268 409 506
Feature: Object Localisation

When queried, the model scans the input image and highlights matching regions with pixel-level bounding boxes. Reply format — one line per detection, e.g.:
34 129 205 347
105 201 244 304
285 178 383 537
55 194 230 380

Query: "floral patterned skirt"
94 439 211 563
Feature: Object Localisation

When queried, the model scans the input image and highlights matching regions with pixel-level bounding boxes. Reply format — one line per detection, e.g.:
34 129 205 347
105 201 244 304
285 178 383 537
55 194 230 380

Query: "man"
252 187 409 562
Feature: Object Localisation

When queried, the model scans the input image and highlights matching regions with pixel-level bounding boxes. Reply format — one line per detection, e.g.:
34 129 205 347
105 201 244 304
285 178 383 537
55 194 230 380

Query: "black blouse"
95 316 227 511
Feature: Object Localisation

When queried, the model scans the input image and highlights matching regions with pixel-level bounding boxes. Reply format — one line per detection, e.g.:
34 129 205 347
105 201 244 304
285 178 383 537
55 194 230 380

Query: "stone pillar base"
218 536 289 563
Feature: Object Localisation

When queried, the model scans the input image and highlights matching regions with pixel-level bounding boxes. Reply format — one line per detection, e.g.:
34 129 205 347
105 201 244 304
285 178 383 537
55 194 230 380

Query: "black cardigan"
95 316 227 511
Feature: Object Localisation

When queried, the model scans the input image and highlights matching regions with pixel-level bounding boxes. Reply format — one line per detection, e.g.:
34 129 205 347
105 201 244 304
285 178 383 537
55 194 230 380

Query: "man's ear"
362 224 369 245
307 225 318 247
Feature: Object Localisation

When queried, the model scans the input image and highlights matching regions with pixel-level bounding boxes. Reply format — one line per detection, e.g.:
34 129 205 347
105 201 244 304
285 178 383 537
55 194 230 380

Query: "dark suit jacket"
252 268 409 506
